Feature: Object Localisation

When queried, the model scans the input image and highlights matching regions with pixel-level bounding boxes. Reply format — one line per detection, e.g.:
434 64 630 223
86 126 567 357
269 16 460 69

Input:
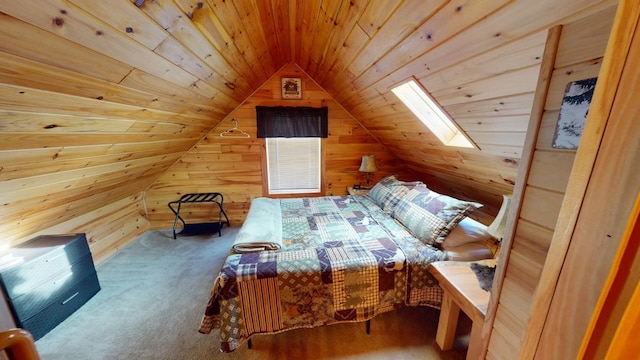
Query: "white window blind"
266 138 321 194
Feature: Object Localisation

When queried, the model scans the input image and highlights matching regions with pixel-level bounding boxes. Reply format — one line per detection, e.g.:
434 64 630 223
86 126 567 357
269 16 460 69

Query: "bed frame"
199 176 499 352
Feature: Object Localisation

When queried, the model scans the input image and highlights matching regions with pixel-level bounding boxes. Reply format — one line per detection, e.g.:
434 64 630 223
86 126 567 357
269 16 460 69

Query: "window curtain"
256 106 328 138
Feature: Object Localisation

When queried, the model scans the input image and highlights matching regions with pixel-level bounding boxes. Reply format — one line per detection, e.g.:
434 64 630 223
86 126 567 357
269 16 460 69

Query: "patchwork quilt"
199 195 446 352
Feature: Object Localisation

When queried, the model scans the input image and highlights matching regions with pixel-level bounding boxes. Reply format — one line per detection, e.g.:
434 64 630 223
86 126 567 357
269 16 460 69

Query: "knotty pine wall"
0 0 615 264
144 64 412 228
548 1 640 354
0 8 232 263
485 5 617 358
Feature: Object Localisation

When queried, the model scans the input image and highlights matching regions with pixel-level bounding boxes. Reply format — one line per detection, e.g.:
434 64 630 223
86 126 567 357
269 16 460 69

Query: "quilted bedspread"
199 195 446 352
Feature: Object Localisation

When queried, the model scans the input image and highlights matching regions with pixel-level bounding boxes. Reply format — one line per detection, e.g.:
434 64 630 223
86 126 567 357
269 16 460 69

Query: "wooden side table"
429 261 490 360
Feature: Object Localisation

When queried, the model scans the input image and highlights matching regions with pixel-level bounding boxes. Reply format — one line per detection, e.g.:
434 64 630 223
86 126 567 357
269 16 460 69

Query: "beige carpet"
35 228 470 359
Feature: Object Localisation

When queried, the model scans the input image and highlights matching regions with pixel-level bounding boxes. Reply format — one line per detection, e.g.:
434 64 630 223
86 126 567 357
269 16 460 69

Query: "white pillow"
442 216 494 248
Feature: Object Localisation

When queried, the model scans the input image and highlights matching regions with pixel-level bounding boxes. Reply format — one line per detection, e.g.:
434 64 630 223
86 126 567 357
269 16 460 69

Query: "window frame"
391 79 476 149
261 137 326 197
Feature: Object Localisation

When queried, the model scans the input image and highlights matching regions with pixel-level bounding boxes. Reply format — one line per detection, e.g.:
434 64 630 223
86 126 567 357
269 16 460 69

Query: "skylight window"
391 80 475 148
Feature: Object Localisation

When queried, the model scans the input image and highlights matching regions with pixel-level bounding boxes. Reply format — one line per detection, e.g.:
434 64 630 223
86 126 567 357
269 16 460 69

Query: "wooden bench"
429 261 491 359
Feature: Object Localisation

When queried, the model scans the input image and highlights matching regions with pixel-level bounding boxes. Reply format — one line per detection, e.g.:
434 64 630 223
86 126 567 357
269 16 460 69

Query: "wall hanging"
281 77 302 99
553 77 598 149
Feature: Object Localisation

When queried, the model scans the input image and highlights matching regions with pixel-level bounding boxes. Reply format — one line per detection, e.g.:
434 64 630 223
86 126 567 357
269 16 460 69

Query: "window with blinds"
265 138 321 194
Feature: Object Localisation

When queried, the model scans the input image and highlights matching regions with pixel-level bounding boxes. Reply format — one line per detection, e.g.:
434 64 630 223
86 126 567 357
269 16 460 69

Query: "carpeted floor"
34 228 470 359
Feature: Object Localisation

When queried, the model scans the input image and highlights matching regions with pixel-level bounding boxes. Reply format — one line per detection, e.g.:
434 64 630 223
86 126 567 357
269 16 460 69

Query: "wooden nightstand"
347 186 370 196
428 261 490 359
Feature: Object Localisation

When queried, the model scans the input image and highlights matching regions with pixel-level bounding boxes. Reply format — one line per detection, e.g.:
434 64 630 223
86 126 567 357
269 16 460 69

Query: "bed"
198 176 497 352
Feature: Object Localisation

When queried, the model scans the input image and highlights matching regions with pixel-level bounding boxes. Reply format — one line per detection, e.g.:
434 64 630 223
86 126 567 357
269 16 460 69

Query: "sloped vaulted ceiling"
0 0 617 246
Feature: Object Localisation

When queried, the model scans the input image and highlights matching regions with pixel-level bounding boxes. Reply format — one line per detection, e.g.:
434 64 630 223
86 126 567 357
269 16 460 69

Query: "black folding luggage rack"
168 193 230 239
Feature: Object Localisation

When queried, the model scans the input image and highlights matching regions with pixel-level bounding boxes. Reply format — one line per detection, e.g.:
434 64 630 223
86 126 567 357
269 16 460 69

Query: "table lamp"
359 155 378 189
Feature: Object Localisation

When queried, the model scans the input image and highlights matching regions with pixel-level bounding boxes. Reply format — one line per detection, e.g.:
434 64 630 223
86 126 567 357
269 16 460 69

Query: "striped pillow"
367 175 421 212
392 186 482 247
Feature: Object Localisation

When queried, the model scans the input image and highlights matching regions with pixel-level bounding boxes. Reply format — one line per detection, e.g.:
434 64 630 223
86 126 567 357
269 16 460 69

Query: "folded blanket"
231 197 283 253
231 242 281 253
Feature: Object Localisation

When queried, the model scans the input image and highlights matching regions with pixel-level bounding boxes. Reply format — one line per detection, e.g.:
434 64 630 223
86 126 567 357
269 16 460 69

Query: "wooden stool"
429 262 490 360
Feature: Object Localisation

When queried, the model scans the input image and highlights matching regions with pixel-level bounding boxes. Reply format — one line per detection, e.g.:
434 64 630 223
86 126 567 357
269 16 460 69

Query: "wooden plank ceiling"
0 0 615 243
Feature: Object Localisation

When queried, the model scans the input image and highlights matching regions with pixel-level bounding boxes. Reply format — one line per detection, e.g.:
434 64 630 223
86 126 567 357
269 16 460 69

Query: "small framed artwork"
281 77 302 99
552 77 598 149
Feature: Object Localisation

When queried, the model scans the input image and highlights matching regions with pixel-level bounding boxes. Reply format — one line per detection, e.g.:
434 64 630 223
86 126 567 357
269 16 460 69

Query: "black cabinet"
0 233 100 340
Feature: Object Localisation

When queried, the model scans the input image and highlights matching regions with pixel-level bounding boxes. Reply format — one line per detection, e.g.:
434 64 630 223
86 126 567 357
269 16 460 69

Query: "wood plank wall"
485 5 617 358
0 0 616 263
144 63 412 228
28 194 150 264
536 1 640 357
0 2 244 260
319 0 617 214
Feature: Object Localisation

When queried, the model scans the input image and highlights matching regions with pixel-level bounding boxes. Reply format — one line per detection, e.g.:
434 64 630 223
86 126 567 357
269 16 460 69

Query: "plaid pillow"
392 186 482 247
367 175 421 212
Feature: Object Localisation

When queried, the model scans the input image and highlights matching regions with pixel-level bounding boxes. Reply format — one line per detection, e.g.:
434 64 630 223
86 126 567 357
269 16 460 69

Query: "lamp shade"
359 155 378 173
487 195 512 240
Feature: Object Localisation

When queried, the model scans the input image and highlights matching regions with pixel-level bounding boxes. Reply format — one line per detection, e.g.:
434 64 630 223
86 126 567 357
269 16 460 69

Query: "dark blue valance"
256 106 328 138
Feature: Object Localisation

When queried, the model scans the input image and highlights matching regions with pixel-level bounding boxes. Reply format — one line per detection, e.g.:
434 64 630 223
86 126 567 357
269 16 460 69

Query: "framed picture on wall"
281 78 302 99
552 77 598 149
